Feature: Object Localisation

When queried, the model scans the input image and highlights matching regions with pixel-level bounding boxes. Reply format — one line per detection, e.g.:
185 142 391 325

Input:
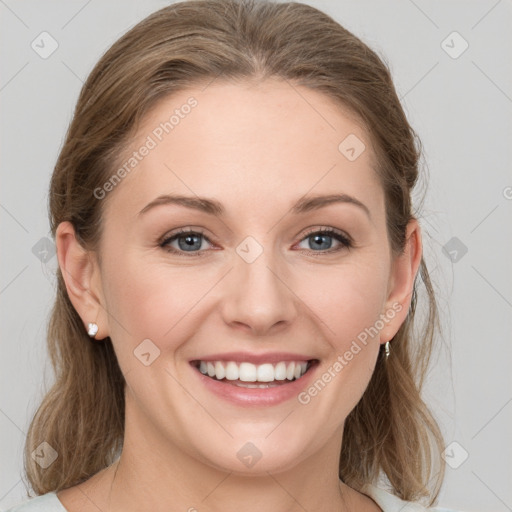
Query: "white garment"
3 492 65 512
361 484 457 511
4 485 459 511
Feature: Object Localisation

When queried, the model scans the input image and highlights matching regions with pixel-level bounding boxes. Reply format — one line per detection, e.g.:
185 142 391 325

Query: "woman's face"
65 79 416 475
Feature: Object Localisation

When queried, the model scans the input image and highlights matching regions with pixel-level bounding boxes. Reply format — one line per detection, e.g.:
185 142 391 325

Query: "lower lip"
192 362 318 406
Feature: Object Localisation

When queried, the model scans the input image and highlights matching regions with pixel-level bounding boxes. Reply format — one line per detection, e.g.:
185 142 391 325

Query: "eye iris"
167 230 343 254
179 234 202 251
310 233 332 250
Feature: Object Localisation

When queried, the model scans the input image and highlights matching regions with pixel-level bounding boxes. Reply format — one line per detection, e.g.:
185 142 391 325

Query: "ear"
55 221 109 340
379 219 422 344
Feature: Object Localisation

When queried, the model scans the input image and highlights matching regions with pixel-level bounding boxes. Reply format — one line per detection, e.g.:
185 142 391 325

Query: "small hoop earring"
384 341 391 358
87 322 99 338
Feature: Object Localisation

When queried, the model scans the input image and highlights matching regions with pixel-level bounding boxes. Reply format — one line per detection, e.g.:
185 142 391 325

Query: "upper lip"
190 352 316 365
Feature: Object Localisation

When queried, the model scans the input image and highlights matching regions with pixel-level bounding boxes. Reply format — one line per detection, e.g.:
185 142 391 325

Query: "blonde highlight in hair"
24 0 445 504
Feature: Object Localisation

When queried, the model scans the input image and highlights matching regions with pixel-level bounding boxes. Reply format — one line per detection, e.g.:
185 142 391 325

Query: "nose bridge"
221 239 297 334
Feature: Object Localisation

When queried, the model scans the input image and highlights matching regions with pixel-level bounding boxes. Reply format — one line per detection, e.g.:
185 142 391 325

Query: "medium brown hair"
24 0 445 504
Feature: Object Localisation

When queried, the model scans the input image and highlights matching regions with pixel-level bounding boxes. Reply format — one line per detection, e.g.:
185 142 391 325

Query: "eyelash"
159 227 352 257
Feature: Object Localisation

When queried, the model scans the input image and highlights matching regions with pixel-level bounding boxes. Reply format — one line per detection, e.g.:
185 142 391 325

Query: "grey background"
1 1 511 510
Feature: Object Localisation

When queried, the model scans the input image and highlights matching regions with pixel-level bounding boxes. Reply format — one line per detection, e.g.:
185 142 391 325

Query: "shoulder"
361 484 459 512
3 492 67 512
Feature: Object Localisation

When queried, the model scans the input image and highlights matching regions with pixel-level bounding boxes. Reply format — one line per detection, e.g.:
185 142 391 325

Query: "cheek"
296 261 389 347
100 251 210 357
294 265 389 415
100 246 232 371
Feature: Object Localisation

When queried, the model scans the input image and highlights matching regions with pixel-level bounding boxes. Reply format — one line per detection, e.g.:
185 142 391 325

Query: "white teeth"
286 362 295 380
256 363 275 382
225 361 239 380
239 362 257 382
214 361 226 380
274 361 287 380
197 359 310 382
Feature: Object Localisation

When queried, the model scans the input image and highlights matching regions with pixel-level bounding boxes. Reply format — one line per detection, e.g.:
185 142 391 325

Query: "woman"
8 1 449 510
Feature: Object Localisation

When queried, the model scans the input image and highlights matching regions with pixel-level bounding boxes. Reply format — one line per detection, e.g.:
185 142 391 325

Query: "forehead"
104 79 383 221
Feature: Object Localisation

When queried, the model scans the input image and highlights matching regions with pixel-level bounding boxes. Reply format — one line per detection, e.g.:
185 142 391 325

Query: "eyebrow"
138 193 371 219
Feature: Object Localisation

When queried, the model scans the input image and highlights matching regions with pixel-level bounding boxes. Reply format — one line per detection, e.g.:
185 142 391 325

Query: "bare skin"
56 78 421 512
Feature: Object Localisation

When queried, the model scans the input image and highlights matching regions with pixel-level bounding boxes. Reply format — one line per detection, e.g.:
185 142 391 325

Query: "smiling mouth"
191 359 318 388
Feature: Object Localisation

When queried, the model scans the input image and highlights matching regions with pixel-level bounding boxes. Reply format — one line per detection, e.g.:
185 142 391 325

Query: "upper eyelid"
299 226 351 241
160 227 209 244
161 227 351 250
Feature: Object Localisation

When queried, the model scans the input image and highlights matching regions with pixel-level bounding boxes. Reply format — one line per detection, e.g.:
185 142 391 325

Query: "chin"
189 429 316 476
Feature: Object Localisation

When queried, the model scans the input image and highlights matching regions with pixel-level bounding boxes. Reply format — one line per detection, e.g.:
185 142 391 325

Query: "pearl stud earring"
87 322 99 338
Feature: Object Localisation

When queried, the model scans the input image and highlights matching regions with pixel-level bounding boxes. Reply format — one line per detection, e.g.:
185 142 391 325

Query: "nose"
220 249 298 337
